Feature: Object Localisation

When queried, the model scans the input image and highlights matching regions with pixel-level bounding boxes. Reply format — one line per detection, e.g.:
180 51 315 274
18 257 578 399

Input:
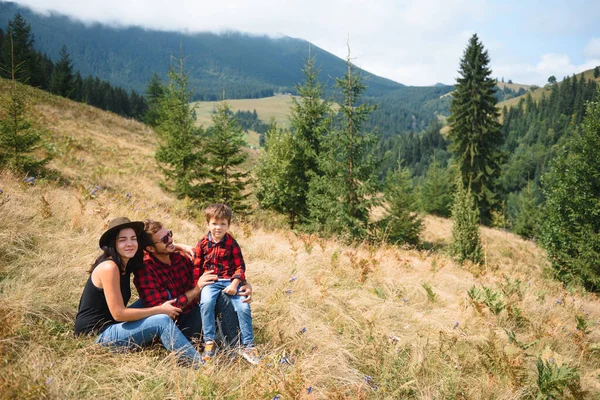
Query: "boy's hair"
205 203 233 224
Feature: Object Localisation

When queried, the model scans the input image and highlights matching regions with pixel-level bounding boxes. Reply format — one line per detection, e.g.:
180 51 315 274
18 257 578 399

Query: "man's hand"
197 271 218 289
238 282 253 304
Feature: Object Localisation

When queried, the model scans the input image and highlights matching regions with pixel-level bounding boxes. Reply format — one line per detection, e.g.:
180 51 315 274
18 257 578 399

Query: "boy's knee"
236 301 251 315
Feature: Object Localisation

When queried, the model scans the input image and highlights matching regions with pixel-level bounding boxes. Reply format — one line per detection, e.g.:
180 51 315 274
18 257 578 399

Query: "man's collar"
144 250 175 267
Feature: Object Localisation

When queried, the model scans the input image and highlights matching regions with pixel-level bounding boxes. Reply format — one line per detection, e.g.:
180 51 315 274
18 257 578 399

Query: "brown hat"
99 217 144 248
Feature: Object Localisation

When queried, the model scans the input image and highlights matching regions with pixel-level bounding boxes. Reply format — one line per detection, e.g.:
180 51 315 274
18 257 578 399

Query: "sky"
9 0 600 86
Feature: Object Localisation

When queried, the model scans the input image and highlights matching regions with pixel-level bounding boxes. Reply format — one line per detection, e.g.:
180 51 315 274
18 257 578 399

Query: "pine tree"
154 55 206 199
49 45 75 98
0 28 4 69
0 34 51 173
541 98 600 290
1 13 35 84
144 73 165 126
290 55 330 175
255 124 306 228
451 178 483 264
448 34 503 224
512 180 540 239
380 164 422 245
202 101 249 213
307 46 379 240
595 66 600 79
287 55 331 222
419 153 454 217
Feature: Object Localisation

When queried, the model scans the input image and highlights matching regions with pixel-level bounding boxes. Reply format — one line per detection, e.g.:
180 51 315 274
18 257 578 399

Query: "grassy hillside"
192 94 296 128
497 68 600 112
497 82 531 92
1 80 599 398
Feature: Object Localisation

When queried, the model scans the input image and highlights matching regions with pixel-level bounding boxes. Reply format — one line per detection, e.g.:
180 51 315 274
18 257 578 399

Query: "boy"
193 203 260 364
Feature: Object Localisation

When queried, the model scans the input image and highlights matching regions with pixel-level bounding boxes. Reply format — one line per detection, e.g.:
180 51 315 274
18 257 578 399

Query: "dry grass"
191 94 296 128
1 79 599 398
496 82 531 92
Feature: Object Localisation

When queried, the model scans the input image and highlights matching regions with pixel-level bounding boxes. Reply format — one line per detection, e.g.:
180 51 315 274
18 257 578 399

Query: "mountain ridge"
0 1 407 100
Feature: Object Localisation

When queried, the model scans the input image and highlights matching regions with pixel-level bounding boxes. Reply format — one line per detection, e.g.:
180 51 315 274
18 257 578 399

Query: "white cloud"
9 0 598 86
494 53 600 86
584 38 600 60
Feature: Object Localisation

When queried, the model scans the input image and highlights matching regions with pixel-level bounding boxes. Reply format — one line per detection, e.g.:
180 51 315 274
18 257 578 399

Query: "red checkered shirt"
193 232 246 284
134 250 197 312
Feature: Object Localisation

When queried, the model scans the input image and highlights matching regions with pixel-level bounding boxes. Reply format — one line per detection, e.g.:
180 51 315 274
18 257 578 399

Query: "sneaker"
202 341 217 361
239 346 261 365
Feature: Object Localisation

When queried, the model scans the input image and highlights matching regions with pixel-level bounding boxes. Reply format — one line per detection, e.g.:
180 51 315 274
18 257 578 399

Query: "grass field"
1 79 598 398
496 81 531 92
191 94 296 129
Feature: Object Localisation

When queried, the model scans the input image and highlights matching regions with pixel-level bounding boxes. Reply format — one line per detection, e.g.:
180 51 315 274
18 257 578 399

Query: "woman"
74 217 203 367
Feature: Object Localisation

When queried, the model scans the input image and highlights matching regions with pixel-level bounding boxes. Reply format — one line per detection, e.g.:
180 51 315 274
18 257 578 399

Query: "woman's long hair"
88 229 145 274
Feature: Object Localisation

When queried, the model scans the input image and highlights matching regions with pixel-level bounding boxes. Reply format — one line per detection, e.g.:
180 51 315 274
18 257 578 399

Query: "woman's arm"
95 261 182 321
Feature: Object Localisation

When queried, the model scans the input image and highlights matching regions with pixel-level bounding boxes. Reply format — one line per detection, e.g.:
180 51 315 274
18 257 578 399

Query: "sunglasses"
154 230 173 245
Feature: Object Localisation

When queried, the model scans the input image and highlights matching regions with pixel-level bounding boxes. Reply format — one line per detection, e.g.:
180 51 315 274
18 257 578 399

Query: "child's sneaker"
202 341 217 361
239 346 261 365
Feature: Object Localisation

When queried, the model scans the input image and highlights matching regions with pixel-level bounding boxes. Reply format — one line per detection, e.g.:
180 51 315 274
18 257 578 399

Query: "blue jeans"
160 290 241 346
96 314 203 367
200 280 254 346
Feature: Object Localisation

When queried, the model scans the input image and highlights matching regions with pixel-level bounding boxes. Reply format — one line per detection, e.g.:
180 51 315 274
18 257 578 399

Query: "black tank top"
74 271 131 336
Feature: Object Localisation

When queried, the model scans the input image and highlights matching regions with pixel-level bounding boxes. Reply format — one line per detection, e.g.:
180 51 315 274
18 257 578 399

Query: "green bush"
540 99 600 291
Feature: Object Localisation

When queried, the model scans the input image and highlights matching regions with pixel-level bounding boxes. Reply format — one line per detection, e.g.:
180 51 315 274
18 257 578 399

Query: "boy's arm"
222 278 241 295
229 238 246 282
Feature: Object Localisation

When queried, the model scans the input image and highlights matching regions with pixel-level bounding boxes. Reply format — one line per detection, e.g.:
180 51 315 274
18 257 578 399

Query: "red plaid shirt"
134 250 197 312
193 232 246 284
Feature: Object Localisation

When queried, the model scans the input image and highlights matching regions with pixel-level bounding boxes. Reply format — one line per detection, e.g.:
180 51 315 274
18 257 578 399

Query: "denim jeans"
200 280 254 346
96 314 203 367
161 290 241 346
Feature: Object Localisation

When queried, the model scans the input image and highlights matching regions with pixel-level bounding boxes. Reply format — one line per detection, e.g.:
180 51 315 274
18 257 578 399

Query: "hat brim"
99 221 145 248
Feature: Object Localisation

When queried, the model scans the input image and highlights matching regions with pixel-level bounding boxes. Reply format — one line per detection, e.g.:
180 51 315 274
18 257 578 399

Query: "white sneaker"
239 346 260 365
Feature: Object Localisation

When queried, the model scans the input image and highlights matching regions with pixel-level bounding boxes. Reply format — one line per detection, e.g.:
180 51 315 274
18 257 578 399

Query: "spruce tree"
49 45 74 99
255 124 306 228
154 56 205 199
419 153 454 217
202 101 249 213
287 55 331 221
307 46 379 240
512 180 540 239
448 34 503 224
380 164 422 245
0 35 50 173
541 98 600 290
1 13 35 84
451 178 483 265
0 28 5 74
144 73 165 127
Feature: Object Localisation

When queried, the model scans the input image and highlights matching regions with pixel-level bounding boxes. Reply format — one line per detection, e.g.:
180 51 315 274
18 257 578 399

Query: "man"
134 219 252 345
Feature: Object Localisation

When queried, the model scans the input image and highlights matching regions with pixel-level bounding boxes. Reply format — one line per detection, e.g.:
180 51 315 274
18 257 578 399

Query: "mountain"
0 1 406 100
